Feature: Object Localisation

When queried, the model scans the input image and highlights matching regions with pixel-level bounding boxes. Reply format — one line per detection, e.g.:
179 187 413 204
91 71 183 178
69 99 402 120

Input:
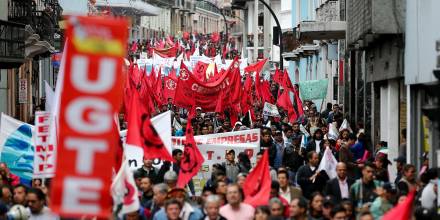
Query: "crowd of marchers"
1 99 438 220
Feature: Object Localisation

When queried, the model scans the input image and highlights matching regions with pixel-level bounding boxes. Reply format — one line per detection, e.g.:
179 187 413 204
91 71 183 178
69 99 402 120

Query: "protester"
223 150 240 183
350 162 382 214
297 152 327 199
289 197 308 220
26 188 58 219
139 176 154 208
163 199 182 220
153 188 203 220
219 184 254 220
12 184 27 206
137 158 160 184
369 183 394 219
202 195 226 220
277 170 302 202
269 197 284 218
308 192 324 220
150 183 169 218
255 206 271 220
330 205 347 220
237 152 251 173
397 164 417 194
0 163 20 187
324 162 354 203
305 129 324 157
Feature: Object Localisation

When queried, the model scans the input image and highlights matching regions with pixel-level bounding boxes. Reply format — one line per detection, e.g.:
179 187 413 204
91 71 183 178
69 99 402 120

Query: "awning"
95 0 162 16
299 21 346 40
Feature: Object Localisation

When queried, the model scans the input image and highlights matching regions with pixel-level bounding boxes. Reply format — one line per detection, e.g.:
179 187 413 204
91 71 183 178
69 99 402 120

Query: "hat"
164 170 178 181
393 156 406 164
196 107 202 111
275 130 282 135
226 149 235 155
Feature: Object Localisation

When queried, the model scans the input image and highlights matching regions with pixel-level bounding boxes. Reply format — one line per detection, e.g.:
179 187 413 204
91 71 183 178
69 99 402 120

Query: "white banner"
262 102 280 117
124 129 260 194
33 111 56 178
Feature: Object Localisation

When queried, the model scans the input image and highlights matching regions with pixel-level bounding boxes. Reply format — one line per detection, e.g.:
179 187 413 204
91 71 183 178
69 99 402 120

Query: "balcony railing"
195 1 222 15
0 20 25 68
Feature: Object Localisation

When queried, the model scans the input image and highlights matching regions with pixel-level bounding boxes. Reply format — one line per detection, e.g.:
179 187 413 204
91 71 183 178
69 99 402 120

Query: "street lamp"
195 0 229 42
232 0 283 70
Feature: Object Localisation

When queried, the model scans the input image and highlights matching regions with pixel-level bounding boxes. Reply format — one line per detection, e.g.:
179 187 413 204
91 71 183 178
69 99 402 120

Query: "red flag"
282 69 294 93
154 46 177 58
276 90 290 110
163 76 177 101
169 68 178 81
244 58 267 74
273 67 283 85
254 67 262 102
215 90 224 113
193 61 209 82
130 42 138 53
241 75 253 114
139 73 155 116
126 90 173 161
176 122 204 188
382 190 416 220
277 90 297 123
211 32 220 43
293 87 304 116
154 69 165 106
243 149 271 207
261 81 275 104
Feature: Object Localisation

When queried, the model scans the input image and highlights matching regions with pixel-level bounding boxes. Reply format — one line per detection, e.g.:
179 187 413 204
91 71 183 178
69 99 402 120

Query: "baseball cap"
196 106 202 111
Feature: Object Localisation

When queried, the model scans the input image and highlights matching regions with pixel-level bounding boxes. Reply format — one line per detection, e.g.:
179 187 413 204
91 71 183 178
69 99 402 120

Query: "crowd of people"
128 32 239 60
5 69 439 219
18 99 440 220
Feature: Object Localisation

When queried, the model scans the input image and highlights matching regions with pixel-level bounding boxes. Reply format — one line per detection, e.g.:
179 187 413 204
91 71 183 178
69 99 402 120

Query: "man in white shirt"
323 162 354 203
26 188 59 220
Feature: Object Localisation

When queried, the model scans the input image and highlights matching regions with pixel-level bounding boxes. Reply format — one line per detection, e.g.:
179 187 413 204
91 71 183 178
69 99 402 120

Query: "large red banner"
174 58 242 112
51 16 127 218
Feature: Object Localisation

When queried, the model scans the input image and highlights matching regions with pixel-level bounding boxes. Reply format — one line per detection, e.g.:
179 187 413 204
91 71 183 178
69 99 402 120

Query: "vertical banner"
51 16 127 218
33 111 55 178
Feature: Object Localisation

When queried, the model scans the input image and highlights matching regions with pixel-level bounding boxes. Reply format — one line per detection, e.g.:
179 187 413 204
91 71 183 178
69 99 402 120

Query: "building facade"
0 0 63 122
405 0 440 168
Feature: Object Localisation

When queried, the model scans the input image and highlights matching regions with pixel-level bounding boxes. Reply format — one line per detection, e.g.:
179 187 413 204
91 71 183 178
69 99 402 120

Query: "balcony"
195 1 222 15
298 0 346 40
94 0 161 16
0 20 25 68
299 20 346 40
